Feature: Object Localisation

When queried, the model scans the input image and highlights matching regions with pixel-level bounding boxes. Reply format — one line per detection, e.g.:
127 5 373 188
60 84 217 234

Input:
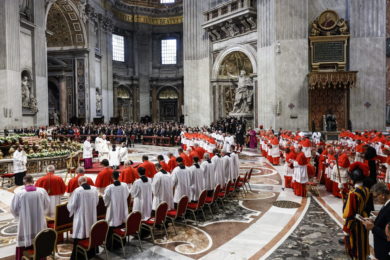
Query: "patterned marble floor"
0 145 350 260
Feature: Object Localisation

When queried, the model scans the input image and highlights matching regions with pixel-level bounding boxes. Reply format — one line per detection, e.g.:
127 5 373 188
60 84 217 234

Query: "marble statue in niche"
21 71 38 114
19 0 32 21
96 88 102 115
228 70 253 114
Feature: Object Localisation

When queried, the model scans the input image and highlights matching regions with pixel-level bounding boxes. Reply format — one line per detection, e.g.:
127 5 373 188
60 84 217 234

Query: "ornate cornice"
308 71 358 90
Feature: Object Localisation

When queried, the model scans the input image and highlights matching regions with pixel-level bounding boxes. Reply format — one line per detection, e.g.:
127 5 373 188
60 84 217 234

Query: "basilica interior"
0 0 390 260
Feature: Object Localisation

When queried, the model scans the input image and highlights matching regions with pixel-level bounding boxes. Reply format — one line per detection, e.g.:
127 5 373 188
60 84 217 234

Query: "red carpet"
84 162 141 174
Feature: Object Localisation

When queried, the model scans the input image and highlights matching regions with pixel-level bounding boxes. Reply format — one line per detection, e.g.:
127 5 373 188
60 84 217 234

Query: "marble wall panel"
308 0 347 22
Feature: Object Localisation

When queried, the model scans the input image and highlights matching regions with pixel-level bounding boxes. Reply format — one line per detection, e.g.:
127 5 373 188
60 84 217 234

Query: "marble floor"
0 145 354 260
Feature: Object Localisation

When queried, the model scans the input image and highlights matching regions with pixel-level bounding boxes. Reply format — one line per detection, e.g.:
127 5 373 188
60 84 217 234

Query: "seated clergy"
104 171 129 250
152 163 174 211
11 175 49 260
66 167 94 196
67 176 99 260
95 159 114 194
119 160 139 190
35 165 66 218
130 167 152 220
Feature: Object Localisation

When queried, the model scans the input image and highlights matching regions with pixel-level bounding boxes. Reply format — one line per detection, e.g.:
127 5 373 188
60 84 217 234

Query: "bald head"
78 176 87 186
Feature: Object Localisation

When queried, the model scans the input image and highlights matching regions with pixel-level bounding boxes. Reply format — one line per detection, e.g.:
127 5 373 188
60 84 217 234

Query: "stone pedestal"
229 112 254 128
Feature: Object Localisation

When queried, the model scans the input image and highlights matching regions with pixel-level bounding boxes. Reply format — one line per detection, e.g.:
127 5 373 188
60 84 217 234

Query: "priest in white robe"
221 151 232 183
11 175 49 260
83 136 93 169
119 143 128 165
171 157 191 204
13 145 27 186
98 135 109 162
189 157 205 201
230 145 240 180
67 176 99 260
211 149 225 187
152 163 174 210
130 167 152 220
201 153 215 192
108 144 120 169
103 171 129 249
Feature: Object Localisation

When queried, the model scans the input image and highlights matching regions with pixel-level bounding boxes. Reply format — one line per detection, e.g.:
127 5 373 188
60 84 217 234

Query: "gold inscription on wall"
112 10 183 25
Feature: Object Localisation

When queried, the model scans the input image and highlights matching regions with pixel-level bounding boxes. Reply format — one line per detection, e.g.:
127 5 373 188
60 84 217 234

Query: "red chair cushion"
78 239 90 249
167 210 177 217
24 249 34 256
142 218 155 225
47 221 55 228
218 192 225 197
113 228 126 237
2 173 15 177
187 203 198 209
205 197 213 203
229 187 235 192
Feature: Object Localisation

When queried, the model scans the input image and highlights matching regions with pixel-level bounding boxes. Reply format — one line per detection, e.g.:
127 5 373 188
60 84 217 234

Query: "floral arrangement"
0 136 20 144
17 133 36 137
27 150 71 159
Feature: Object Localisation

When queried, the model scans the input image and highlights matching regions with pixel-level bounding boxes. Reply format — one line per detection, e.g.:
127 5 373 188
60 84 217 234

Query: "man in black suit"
362 183 390 260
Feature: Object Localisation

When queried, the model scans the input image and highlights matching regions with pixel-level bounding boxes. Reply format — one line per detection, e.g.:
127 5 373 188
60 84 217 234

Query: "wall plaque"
312 41 344 63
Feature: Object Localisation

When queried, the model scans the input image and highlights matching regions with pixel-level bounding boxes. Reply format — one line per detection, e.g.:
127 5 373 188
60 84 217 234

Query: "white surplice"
11 187 49 247
293 162 308 184
119 147 128 163
108 149 120 167
230 152 240 180
152 171 174 210
131 178 152 220
211 155 225 187
189 165 205 201
83 140 92 159
103 182 129 227
67 186 99 239
222 155 232 182
201 160 215 190
171 166 191 203
13 150 27 173
99 140 109 162
47 195 62 218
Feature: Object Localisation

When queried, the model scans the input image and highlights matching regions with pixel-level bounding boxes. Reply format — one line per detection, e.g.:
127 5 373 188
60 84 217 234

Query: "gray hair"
203 153 210 160
76 167 85 174
78 176 87 185
46 165 55 173
371 182 390 196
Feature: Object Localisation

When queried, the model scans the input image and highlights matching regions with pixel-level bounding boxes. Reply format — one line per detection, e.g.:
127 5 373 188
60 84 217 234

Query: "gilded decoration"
112 11 183 25
117 87 131 99
311 10 349 36
218 51 253 79
158 88 179 100
308 72 357 90
47 2 85 47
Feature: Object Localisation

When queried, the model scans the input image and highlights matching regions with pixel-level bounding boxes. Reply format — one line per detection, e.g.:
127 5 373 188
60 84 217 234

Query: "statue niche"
21 70 38 114
217 51 254 116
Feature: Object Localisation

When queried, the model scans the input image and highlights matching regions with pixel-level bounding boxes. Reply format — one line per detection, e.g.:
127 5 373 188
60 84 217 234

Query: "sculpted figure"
21 76 31 108
228 70 253 114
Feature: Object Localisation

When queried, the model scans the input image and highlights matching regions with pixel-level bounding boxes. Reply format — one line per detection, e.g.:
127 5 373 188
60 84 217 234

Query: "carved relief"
310 10 349 36
218 51 253 79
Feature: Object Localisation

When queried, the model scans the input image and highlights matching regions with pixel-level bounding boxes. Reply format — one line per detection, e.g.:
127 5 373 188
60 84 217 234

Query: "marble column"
151 86 157 122
59 76 67 124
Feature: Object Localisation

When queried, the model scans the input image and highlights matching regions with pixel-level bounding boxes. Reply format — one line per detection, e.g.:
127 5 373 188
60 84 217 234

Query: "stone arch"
157 86 180 99
45 0 87 49
157 86 180 122
212 44 257 80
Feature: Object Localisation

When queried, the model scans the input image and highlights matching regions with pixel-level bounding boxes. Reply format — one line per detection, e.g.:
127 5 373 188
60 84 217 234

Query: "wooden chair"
141 202 168 243
22 228 57 260
187 190 207 225
112 211 142 256
166 195 189 234
204 185 221 218
244 168 253 191
217 180 232 208
76 220 109 260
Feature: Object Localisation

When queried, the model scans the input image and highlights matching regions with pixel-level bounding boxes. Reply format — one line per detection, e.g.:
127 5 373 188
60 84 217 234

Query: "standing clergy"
152 163 174 210
11 175 49 260
95 159 114 194
201 153 215 193
171 157 191 204
131 167 152 220
99 135 110 162
230 145 240 180
83 136 93 169
292 149 308 197
35 165 66 217
211 149 225 187
104 171 129 250
108 144 120 169
66 167 94 196
189 157 205 201
167 152 177 172
221 150 232 183
13 145 27 186
67 176 99 260
157 155 170 172
119 143 128 165
119 160 139 190
138 155 157 178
